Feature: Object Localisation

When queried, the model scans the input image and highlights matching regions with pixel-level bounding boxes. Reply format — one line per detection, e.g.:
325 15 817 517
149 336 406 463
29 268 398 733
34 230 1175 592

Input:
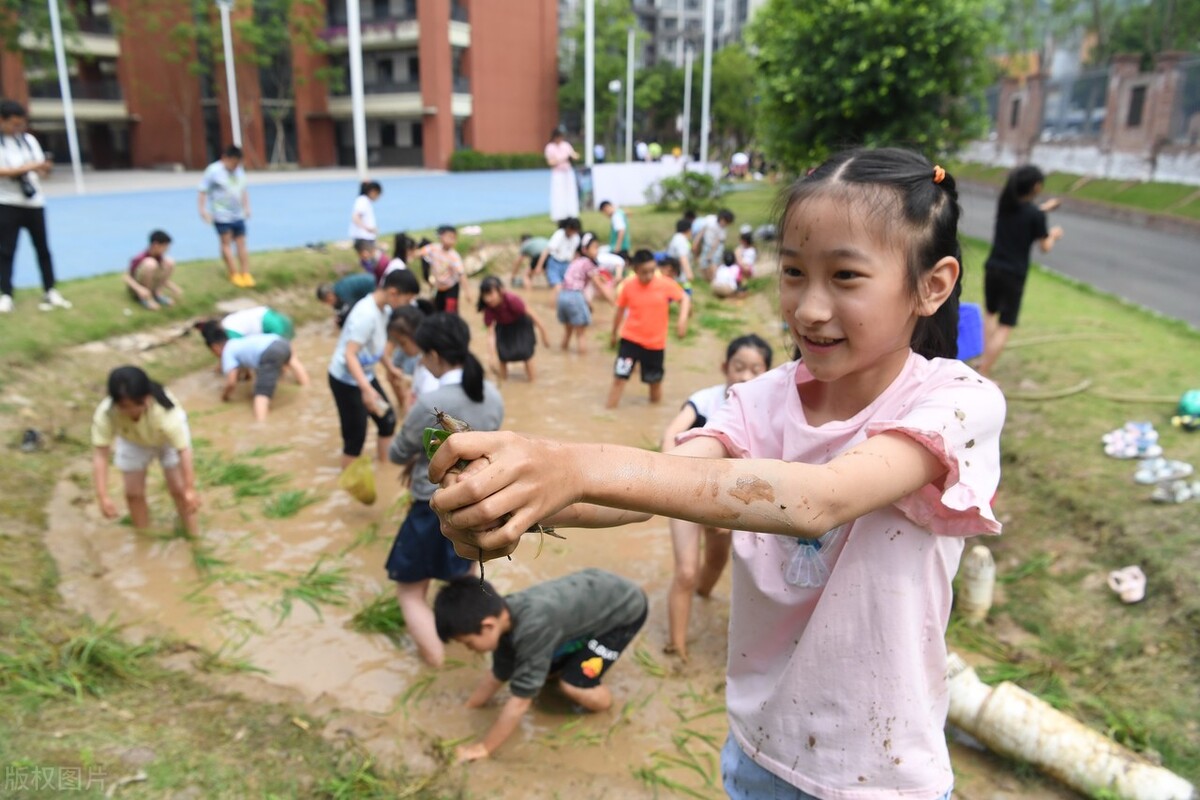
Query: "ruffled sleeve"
867 369 1006 537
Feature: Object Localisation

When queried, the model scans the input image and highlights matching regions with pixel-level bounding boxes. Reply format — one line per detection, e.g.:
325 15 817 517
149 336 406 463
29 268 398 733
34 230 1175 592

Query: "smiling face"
723 346 769 386
778 194 923 411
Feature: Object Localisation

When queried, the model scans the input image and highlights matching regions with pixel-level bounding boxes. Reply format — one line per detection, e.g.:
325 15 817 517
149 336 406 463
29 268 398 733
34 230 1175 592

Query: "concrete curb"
956 178 1200 241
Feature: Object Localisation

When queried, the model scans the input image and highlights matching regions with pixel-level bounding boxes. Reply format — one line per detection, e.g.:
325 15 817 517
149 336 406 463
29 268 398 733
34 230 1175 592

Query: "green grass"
194 446 290 499
948 159 1200 220
262 488 320 519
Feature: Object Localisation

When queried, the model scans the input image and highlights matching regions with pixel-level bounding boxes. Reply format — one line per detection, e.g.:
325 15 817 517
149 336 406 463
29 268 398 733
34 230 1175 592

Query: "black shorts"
984 267 1027 327
550 593 648 689
614 338 665 384
434 283 460 314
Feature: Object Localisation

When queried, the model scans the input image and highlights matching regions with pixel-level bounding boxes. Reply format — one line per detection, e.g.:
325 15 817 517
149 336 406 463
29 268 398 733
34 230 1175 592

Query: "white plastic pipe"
947 654 1195 800
47 0 84 193
584 0 595 167
346 0 368 178
957 545 996 624
698 0 714 168
216 0 242 148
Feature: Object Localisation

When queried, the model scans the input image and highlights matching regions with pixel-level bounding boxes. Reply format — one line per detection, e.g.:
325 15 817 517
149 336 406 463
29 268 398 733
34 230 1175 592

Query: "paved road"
957 184 1199 329
11 168 552 287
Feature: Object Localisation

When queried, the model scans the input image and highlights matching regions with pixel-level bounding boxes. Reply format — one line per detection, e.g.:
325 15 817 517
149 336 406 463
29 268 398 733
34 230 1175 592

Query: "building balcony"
329 78 421 97
19 29 119 59
28 76 122 102
327 0 416 27
323 1 419 50
327 89 424 118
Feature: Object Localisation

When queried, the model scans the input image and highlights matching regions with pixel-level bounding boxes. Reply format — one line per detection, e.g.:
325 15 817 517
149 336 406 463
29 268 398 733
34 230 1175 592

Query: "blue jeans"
721 735 953 800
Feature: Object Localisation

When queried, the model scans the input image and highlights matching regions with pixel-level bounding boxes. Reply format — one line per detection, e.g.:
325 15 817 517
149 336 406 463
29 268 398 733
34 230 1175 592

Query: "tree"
746 0 995 172
710 43 756 152
558 0 642 148
634 60 685 144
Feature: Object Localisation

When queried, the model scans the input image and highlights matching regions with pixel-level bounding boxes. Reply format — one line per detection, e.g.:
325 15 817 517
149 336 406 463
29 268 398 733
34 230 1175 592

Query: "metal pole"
699 0 714 168
625 27 634 162
682 46 692 165
216 0 242 148
346 0 368 178
47 0 84 193
584 0 595 167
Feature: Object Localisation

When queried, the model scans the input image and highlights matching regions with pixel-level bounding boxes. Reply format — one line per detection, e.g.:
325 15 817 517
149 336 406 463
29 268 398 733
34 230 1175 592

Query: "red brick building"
0 0 559 170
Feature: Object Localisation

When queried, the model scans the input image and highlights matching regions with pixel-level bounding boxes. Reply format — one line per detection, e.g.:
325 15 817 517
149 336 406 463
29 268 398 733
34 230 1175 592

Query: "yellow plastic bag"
338 454 376 505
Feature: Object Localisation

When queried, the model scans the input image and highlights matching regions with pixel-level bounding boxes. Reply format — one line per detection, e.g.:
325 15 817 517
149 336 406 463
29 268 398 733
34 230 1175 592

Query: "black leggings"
0 204 56 295
328 374 397 457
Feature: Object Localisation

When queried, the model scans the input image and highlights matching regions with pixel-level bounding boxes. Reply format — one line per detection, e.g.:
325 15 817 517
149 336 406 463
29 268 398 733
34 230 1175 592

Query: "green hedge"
448 150 546 172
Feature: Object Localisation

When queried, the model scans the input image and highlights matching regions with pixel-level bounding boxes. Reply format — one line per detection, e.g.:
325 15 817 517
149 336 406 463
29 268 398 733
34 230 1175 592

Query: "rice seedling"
196 640 268 675
195 450 289 498
632 728 723 799
398 673 436 712
339 523 381 555
263 489 320 519
349 591 406 645
540 717 604 749
0 618 161 702
191 544 229 575
318 751 392 800
275 558 351 622
633 646 667 678
242 444 290 459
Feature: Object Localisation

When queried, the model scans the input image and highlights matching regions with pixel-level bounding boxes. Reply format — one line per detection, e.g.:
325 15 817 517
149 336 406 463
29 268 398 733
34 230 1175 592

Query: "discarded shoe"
1103 422 1162 459
1107 565 1146 604
20 429 43 453
1150 479 1200 504
1134 458 1194 485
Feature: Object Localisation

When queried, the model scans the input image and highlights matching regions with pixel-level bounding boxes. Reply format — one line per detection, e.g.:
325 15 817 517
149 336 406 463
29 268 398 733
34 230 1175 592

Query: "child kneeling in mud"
434 568 647 762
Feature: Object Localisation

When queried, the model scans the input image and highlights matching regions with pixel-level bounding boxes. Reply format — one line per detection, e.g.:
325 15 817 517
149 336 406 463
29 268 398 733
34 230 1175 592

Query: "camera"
17 174 36 198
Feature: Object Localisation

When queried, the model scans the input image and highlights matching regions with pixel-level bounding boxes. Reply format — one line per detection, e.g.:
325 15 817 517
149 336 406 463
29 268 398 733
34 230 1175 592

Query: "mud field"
42 285 1076 799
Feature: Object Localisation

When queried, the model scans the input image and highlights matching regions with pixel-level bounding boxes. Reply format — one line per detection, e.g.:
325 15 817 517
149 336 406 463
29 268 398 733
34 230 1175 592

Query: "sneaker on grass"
39 288 72 311
0 294 12 313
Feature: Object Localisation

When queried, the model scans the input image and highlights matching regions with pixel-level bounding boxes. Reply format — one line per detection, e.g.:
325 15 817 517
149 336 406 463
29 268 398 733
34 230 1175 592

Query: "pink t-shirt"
544 141 576 173
679 352 1004 800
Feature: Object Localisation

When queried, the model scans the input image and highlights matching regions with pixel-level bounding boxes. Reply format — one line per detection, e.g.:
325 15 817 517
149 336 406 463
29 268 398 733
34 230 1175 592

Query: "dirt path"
39 284 1080 798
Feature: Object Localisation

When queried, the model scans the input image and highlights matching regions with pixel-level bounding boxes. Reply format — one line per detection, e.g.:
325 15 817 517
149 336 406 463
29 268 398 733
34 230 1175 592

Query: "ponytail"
413 313 485 403
107 365 174 410
193 319 228 347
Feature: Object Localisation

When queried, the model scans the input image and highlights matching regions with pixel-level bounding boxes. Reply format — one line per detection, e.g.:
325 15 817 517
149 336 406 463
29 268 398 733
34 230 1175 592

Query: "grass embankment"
2 182 1197 795
950 160 1200 221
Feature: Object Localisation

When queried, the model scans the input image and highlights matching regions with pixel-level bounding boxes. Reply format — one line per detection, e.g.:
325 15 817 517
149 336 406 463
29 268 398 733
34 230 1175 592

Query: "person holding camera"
0 99 69 313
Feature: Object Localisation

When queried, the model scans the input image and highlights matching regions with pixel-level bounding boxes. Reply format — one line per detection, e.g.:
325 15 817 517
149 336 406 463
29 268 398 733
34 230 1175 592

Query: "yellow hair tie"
932 165 946 185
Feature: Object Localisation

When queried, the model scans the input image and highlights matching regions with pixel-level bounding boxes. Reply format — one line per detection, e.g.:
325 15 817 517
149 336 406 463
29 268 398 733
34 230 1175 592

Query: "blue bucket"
957 302 984 361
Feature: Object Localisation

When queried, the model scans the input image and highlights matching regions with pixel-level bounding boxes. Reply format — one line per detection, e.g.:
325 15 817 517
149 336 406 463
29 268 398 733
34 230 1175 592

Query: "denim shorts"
545 256 570 286
214 220 247 238
721 735 953 800
556 289 591 327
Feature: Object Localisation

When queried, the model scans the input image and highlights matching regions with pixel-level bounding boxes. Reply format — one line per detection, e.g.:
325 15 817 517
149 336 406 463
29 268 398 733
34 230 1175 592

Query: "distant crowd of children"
87 149 1009 800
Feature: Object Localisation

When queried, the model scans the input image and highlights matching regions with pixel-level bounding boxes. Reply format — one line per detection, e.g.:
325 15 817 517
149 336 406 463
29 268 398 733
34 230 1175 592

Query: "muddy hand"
429 430 577 556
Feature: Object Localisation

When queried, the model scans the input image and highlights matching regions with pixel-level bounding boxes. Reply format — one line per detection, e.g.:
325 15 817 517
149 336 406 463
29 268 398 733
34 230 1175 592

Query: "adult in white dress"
544 130 580 222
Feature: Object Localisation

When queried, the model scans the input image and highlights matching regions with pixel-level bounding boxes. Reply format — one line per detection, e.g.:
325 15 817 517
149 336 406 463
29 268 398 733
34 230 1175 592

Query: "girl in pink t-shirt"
430 147 1005 797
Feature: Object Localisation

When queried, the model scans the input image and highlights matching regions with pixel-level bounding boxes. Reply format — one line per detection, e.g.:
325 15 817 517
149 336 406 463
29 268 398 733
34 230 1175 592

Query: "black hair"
559 216 581 233
739 230 753 246
359 180 382 196
726 333 774 369
549 129 564 141
998 165 1046 215
107 365 174 410
631 249 656 266
476 275 505 312
436 224 457 236
222 145 242 159
0 99 28 119
316 282 334 302
577 232 599 257
660 256 681 275
387 303 429 339
434 577 507 641
717 208 735 224
682 210 696 222
413 313 485 402
149 229 172 245
382 268 419 296
675 218 691 234
598 200 613 211
519 233 531 243
392 232 414 264
194 319 228 347
776 147 963 360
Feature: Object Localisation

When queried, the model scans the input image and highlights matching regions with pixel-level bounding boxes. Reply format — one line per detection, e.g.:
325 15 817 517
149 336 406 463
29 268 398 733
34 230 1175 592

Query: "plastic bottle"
957 544 995 625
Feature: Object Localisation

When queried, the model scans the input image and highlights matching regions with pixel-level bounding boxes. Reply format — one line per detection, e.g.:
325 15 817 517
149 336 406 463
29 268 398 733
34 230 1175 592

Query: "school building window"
1009 98 1021 129
1127 86 1147 128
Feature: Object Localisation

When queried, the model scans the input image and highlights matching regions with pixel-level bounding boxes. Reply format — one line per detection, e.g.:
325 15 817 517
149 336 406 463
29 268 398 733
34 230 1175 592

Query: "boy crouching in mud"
434 568 647 762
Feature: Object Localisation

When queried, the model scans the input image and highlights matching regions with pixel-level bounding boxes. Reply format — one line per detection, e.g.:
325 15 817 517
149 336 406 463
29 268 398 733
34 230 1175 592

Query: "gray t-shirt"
328 294 388 385
492 569 648 698
388 378 504 501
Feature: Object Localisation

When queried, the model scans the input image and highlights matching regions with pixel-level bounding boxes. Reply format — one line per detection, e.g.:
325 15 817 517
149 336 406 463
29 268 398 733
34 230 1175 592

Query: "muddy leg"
395 580 444 667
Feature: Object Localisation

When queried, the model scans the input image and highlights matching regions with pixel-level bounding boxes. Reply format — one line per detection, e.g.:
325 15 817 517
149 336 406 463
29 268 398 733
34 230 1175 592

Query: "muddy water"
44 286 1076 799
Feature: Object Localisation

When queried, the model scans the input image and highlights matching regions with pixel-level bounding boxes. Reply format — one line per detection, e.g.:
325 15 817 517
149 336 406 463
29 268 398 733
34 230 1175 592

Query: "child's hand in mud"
98 495 119 519
455 742 489 763
429 431 577 561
